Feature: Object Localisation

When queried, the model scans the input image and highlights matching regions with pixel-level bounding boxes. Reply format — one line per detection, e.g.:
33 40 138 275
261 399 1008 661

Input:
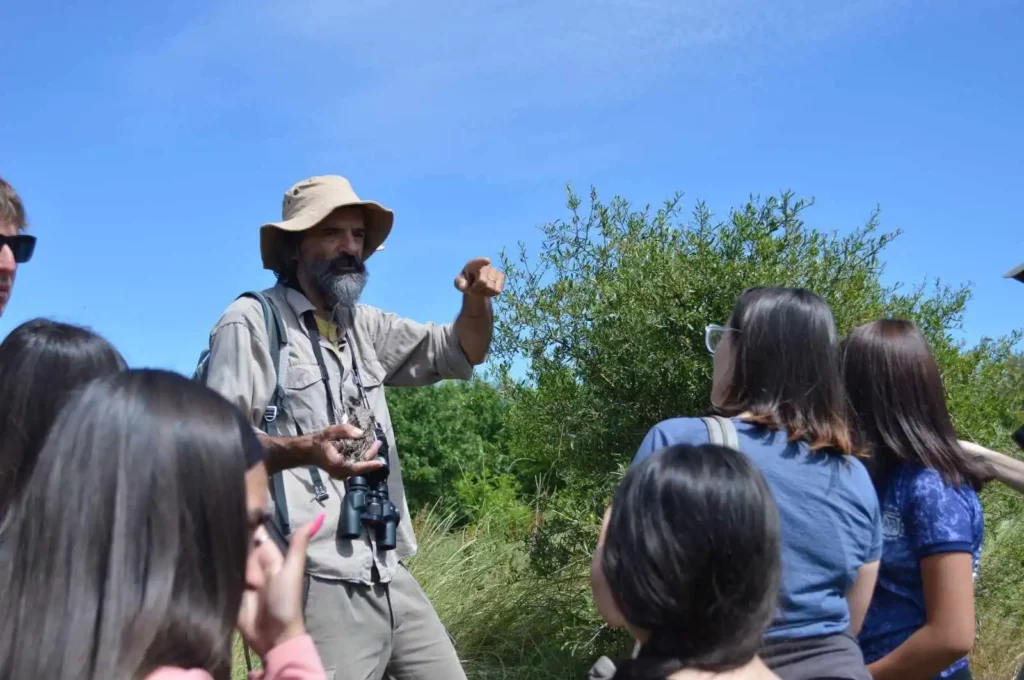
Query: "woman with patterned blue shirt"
844 320 987 680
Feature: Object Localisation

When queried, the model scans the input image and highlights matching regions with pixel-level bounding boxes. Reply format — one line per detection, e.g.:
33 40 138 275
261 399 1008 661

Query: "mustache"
327 253 366 275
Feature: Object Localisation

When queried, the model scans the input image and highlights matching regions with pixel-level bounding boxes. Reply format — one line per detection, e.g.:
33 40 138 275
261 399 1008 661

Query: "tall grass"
405 509 629 679
232 636 259 679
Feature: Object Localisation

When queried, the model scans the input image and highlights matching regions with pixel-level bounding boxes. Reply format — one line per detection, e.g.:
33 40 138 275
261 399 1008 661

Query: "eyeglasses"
704 324 736 355
0 235 36 264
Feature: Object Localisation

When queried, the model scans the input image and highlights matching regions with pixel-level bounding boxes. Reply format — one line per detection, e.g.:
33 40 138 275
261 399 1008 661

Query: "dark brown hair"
714 287 854 454
271 230 303 284
0 319 126 520
605 444 781 678
843 319 985 489
0 370 250 680
0 176 27 231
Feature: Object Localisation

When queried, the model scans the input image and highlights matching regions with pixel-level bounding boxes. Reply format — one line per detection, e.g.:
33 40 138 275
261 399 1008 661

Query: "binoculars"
339 423 400 550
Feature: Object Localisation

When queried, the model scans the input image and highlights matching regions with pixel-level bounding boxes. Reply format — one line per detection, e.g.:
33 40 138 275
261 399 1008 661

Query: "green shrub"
388 378 521 526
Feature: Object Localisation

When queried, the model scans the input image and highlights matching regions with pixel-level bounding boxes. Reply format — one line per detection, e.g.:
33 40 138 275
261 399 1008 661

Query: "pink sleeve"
145 669 214 680
248 635 327 680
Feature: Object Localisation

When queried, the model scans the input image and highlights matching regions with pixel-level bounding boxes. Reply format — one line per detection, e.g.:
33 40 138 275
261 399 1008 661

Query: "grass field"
232 509 1024 680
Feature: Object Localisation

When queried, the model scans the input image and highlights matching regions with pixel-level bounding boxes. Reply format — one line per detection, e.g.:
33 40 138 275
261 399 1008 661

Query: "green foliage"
387 378 532 529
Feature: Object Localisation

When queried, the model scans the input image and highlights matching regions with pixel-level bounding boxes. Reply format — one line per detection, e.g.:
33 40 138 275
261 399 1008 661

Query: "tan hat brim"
260 200 394 273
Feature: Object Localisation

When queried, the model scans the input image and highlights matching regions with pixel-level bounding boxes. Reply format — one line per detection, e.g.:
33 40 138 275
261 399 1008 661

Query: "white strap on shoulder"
703 415 740 451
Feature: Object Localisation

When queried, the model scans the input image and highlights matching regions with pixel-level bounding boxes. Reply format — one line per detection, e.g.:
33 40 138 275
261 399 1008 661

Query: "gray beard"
304 255 369 332
317 272 367 330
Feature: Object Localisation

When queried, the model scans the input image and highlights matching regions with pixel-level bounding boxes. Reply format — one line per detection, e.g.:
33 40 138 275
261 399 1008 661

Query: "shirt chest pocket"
356 358 386 392
282 363 331 428
282 359 387 427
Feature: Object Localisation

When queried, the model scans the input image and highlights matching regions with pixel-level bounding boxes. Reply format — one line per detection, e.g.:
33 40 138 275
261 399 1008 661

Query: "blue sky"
1 0 1021 375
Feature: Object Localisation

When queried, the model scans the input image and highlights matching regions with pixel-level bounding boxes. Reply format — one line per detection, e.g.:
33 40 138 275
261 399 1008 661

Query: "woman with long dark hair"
0 369 326 680
633 287 881 680
0 318 126 520
845 320 984 680
590 443 782 680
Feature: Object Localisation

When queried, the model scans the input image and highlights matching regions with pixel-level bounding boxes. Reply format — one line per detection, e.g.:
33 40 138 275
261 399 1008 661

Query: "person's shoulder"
214 290 268 329
353 303 386 320
633 417 710 467
352 304 445 339
354 304 434 325
350 303 389 336
906 465 981 510
647 417 711 445
797 449 877 513
839 452 875 486
834 454 879 504
904 465 955 496
902 465 984 547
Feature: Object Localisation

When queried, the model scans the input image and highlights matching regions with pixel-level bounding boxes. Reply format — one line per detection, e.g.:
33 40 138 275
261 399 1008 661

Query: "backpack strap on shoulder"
238 292 293 538
238 292 288 430
702 415 740 451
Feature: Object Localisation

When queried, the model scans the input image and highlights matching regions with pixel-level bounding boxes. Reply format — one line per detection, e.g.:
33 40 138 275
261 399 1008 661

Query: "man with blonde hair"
202 175 504 680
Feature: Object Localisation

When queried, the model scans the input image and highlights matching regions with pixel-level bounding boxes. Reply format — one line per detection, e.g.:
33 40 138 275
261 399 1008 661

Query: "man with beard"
202 175 503 680
0 176 34 318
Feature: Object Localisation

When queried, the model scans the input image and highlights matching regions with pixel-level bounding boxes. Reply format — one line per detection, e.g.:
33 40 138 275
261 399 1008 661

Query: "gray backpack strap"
239 292 293 538
703 416 725 446
237 292 288 428
703 415 740 451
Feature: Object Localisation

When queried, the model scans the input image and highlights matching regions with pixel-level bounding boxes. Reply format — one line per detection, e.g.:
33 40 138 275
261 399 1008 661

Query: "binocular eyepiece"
339 423 400 550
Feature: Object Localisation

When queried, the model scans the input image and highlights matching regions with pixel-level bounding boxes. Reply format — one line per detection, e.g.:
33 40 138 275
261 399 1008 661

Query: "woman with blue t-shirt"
844 320 985 680
634 287 882 680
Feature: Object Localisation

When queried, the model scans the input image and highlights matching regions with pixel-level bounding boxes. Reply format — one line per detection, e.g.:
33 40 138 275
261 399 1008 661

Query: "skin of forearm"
257 432 311 476
455 294 494 365
959 440 1024 494
986 452 1024 494
868 624 971 680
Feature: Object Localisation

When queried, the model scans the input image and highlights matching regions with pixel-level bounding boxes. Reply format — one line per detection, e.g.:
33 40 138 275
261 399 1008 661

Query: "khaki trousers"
303 564 467 680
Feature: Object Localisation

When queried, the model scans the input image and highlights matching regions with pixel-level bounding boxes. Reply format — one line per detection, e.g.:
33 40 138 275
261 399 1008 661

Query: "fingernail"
310 513 326 537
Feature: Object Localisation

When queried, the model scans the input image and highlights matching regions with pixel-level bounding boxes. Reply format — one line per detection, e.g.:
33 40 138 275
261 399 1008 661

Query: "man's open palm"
309 424 383 479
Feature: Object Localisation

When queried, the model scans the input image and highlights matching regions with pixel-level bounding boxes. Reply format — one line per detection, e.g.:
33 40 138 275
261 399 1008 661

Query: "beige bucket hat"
260 175 394 273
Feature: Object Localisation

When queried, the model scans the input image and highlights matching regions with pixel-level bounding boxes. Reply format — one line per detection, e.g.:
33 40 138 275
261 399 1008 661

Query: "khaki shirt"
204 284 473 584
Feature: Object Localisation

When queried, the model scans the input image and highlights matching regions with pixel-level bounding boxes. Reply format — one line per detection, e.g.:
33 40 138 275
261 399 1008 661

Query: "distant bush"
387 378 534 532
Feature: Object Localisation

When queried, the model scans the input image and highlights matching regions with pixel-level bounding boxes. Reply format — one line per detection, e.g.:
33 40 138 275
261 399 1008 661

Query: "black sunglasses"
0 234 36 263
